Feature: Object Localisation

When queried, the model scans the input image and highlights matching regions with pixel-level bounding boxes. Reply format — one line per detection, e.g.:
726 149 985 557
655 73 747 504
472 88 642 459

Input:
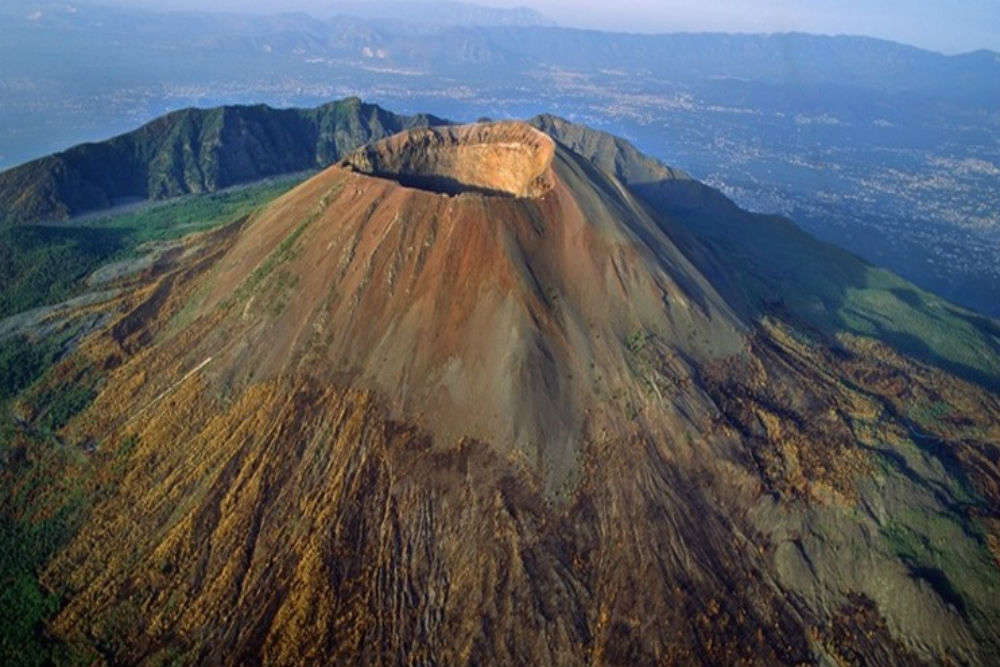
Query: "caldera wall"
342 122 556 197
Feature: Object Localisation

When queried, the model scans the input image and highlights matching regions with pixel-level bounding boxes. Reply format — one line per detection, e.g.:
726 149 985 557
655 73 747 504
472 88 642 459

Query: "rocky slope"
5 120 999 666
533 115 1000 393
0 98 445 225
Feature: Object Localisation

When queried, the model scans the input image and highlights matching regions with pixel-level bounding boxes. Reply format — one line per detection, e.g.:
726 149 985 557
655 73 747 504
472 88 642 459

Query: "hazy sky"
110 0 1000 54
504 0 1000 54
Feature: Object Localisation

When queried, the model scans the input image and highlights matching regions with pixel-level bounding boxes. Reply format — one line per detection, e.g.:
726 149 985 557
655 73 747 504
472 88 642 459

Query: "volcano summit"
9 118 1000 666
152 121 746 494
341 123 556 197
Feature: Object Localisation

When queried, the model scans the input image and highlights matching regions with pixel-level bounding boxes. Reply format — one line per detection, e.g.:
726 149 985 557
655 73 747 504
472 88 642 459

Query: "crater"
342 122 556 198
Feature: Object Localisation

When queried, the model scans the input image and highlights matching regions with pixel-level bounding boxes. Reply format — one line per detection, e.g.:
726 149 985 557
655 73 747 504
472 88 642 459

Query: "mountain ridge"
0 98 447 225
0 103 696 228
2 101 998 395
325 1 555 27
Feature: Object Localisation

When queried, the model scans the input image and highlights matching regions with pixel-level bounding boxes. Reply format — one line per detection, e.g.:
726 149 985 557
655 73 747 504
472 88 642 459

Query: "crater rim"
341 121 556 198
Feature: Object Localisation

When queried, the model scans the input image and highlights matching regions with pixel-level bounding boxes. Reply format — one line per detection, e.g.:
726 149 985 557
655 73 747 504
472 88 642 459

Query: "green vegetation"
0 177 300 320
0 225 128 320
36 385 98 434
0 179 300 665
0 335 67 402
0 97 443 227
0 416 94 666
227 190 335 310
834 268 1000 389
233 212 313 303
637 181 1000 391
0 496 91 666
0 341 129 665
81 176 301 242
881 504 1000 634
906 400 953 429
625 328 652 356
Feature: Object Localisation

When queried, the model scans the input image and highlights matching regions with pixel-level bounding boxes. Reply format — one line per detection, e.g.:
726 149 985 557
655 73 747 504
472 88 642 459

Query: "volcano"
30 121 1000 665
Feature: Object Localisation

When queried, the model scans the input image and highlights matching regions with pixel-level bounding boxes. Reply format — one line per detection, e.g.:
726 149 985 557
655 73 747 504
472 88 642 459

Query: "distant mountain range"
325 1 555 27
2 2 996 100
74 0 555 27
0 98 446 225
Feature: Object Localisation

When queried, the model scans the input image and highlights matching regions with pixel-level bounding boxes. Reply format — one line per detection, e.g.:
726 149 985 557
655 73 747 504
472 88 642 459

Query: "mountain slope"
4 120 994 666
529 114 692 185
0 98 445 225
533 115 1000 393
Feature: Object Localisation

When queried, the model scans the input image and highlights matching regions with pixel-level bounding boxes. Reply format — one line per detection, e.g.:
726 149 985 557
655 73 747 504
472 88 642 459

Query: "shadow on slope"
367 171 517 197
633 179 1000 392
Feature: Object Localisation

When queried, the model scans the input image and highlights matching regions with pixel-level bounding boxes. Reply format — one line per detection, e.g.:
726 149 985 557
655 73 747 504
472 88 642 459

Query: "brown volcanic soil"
33 122 1000 666
159 121 746 490
342 123 556 197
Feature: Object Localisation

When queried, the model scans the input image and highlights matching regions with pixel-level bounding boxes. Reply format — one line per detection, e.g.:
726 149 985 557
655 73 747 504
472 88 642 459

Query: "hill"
0 98 445 225
533 115 1000 393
